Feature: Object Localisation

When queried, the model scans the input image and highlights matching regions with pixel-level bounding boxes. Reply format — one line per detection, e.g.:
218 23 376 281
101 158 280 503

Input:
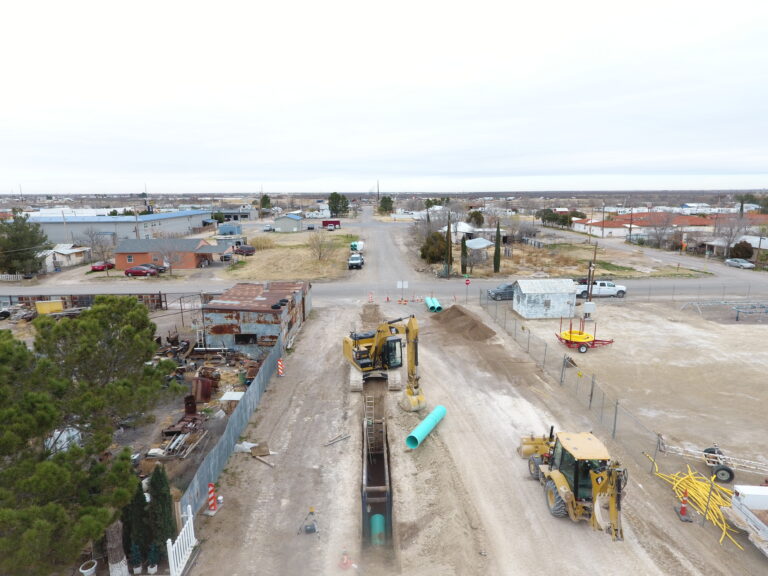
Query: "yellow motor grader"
518 427 627 541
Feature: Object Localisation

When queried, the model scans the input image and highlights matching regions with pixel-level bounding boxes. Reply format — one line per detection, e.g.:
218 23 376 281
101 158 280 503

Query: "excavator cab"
381 336 403 369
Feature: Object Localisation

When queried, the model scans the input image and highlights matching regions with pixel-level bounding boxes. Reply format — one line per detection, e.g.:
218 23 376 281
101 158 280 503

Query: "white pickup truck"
574 279 627 299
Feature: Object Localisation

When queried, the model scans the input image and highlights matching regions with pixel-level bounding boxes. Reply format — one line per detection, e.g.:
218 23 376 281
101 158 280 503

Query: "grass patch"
250 237 276 251
228 261 247 270
595 260 635 272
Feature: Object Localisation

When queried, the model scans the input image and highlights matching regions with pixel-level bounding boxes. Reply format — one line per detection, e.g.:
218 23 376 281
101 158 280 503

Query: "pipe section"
405 405 446 449
431 298 443 312
370 514 386 546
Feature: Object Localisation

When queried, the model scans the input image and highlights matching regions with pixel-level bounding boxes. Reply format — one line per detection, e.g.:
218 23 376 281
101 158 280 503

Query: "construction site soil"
187 295 768 576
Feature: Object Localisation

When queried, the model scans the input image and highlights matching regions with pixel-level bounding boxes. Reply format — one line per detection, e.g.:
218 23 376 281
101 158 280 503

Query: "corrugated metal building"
274 213 304 233
511 279 576 319
202 282 312 359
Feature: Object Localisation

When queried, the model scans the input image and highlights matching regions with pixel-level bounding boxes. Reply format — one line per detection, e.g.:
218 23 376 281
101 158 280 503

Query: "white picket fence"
0 274 23 282
167 505 198 576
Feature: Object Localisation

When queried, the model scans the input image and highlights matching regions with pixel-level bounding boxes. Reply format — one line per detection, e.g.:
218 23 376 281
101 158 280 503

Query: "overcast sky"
1 0 767 195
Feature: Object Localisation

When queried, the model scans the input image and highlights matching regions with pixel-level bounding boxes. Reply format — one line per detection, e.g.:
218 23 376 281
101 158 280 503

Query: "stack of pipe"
424 297 443 312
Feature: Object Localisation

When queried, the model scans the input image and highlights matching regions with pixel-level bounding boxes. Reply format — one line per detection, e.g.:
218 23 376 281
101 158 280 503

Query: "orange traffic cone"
676 489 693 522
339 550 352 570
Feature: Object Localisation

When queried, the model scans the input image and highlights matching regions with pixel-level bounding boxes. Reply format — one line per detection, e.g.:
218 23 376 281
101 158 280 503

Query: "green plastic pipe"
370 514 386 546
425 297 436 312
405 405 446 449
431 298 443 312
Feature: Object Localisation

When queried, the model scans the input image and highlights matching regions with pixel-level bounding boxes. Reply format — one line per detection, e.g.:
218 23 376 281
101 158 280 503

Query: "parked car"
220 253 233 262
90 261 115 272
724 258 755 269
140 263 167 273
307 224 315 231
263 224 274 232
487 283 515 301
124 265 158 277
348 253 364 270
233 245 256 255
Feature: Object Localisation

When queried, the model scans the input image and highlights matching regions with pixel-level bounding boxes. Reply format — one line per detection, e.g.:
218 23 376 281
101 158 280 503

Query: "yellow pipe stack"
645 454 743 550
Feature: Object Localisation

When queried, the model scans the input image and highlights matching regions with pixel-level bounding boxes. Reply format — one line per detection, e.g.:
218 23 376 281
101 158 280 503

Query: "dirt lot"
186 225 768 575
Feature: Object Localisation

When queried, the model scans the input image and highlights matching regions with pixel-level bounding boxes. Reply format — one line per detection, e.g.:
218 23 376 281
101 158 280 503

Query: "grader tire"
545 479 567 517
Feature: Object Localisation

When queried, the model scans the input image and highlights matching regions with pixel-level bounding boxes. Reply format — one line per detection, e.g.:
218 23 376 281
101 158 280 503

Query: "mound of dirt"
432 305 496 341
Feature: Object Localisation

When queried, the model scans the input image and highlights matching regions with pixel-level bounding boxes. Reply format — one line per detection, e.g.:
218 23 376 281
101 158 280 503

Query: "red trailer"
322 220 341 230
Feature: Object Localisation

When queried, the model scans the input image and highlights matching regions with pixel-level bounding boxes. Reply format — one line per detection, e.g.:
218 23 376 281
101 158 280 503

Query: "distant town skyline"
2 1 767 196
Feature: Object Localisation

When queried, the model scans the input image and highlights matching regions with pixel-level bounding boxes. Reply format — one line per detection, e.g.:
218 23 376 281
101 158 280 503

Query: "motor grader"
342 315 425 411
518 427 627 541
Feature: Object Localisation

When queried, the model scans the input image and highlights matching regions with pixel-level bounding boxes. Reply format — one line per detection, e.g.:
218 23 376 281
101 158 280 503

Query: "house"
39 244 91 273
114 238 227 270
274 213 304 233
511 279 576 319
201 282 312 358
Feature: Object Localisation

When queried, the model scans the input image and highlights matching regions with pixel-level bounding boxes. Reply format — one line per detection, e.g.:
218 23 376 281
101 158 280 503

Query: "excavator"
342 315 426 412
518 427 627 541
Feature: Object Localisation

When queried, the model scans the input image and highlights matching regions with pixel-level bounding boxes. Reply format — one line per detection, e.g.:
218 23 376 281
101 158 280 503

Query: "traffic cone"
339 550 352 570
676 489 693 522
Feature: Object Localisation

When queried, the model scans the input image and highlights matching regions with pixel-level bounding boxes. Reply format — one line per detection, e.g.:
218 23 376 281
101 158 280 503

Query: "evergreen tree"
328 192 349 217
147 466 175 556
460 236 468 275
445 213 453 272
123 483 148 557
378 196 394 214
0 296 176 575
493 222 501 273
0 209 51 274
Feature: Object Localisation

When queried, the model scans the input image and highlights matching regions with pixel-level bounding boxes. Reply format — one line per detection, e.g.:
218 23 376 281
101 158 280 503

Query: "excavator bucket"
400 388 426 412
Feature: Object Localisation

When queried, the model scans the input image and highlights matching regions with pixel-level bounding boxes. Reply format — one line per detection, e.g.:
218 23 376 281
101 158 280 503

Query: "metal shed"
274 213 303 233
511 279 576 319
202 282 312 359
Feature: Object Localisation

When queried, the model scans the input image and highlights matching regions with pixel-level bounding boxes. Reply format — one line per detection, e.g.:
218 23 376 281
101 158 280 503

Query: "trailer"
322 219 341 230
654 434 768 483
555 318 613 353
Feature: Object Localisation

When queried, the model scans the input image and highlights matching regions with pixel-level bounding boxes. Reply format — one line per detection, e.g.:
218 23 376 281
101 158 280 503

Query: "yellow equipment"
342 315 425 412
343 316 411 376
518 427 626 541
399 315 425 412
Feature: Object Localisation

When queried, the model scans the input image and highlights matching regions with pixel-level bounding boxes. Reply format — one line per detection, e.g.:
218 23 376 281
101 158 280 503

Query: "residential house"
40 244 91 273
114 238 226 270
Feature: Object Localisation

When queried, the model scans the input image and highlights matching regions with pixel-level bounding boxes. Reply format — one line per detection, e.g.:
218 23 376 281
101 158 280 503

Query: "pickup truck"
348 253 364 270
574 279 627 298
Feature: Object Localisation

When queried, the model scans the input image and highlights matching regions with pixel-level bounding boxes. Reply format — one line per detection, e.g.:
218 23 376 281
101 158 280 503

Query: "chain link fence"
480 292 659 470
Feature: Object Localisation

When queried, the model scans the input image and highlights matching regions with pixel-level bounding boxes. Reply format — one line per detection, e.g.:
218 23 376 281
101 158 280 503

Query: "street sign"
465 278 470 286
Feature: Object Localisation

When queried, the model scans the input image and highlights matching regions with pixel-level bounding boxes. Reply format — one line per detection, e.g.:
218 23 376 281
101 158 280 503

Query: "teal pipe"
431 298 443 312
370 514 386 546
405 405 446 449
425 297 436 312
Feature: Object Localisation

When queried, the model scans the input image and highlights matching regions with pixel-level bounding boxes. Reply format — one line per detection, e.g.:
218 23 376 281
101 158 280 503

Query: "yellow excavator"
342 315 426 411
518 427 627 541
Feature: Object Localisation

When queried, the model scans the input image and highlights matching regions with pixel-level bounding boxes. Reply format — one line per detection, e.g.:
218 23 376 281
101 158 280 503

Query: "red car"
124 265 158 277
91 261 115 272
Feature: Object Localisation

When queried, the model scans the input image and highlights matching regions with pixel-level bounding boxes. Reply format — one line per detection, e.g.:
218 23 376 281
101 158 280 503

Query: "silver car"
724 258 755 269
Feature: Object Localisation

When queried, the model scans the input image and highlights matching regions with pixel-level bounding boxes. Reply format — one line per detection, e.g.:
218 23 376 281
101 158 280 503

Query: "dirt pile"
432 305 496 341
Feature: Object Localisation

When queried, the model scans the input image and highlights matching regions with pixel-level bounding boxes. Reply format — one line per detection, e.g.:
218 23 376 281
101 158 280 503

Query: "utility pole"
601 201 606 238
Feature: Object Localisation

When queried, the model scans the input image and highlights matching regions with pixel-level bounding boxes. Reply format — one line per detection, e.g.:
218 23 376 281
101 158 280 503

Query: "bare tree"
714 215 749 257
307 230 337 261
78 227 115 274
648 212 677 249
156 238 184 275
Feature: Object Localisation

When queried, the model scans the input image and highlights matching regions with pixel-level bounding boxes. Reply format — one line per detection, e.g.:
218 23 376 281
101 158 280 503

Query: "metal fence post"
612 400 619 438
559 355 567 385
527 331 531 353
542 342 547 370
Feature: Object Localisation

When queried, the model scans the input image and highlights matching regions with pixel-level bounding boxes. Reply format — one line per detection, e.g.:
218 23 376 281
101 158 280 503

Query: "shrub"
420 232 447 264
730 240 754 259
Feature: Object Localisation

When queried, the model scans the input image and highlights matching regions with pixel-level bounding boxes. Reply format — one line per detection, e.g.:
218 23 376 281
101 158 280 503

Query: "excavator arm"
590 463 626 541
